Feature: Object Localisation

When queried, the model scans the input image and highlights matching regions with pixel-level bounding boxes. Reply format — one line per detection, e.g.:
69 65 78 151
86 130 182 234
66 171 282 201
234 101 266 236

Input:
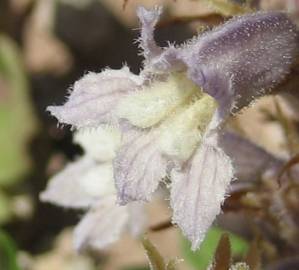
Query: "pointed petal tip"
39 190 49 203
39 188 70 208
116 184 151 205
46 105 59 116
114 170 159 205
46 105 66 124
171 216 204 251
39 187 63 205
46 68 142 128
136 6 163 24
170 143 233 252
190 238 203 251
116 194 129 206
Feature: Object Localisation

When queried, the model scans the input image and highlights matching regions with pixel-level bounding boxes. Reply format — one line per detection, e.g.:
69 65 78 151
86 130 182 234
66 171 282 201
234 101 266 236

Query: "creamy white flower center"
159 94 216 161
116 72 217 161
116 73 199 128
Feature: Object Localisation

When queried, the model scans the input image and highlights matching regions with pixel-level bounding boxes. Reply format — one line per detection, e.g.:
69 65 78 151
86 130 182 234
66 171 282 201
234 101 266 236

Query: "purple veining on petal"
74 196 129 251
171 143 233 250
47 67 142 128
114 128 167 205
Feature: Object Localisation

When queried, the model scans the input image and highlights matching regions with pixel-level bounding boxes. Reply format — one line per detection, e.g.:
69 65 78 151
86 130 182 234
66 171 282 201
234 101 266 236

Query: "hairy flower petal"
116 72 198 128
127 202 147 236
74 126 121 162
114 129 167 205
137 6 163 61
180 12 298 113
159 94 217 161
171 143 233 250
40 157 115 209
74 196 129 251
47 67 142 128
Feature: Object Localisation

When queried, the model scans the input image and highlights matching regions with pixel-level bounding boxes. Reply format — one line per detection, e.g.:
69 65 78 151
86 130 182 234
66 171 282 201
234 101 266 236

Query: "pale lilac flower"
45 7 298 249
40 127 145 251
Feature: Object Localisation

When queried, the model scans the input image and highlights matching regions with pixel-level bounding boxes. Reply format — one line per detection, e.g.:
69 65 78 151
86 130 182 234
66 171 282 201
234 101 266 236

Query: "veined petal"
137 6 163 61
180 12 298 113
159 94 217 162
74 126 121 162
114 128 167 205
74 196 129 251
137 7 185 74
40 157 115 209
116 72 198 128
47 67 143 128
171 143 233 250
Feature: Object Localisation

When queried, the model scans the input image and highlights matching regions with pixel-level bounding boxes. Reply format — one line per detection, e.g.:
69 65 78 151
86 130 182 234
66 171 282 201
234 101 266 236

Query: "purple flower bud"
178 12 298 114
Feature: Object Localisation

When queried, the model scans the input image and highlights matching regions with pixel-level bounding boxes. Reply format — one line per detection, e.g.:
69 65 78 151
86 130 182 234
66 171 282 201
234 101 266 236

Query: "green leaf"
181 227 249 270
0 229 20 270
0 34 37 186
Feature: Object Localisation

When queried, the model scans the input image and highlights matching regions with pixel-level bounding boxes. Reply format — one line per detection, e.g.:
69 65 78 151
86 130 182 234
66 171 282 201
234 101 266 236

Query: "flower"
44 7 298 250
40 127 145 251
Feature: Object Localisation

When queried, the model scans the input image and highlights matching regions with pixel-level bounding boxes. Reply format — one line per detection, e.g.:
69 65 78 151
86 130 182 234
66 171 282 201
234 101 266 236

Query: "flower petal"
180 12 298 114
171 143 233 250
159 94 217 162
40 157 115 209
114 128 167 205
74 126 121 162
47 67 142 128
127 202 147 236
137 7 185 74
74 196 129 251
137 6 163 61
116 72 198 128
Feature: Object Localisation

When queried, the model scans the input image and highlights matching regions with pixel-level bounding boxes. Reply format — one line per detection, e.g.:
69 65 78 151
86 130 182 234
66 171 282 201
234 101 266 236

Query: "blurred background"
0 0 299 270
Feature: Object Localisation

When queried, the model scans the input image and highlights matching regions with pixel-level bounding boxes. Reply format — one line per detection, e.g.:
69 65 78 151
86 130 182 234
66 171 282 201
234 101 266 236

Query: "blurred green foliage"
0 34 37 223
0 190 12 223
0 229 20 270
0 34 37 186
122 267 150 270
181 227 249 270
